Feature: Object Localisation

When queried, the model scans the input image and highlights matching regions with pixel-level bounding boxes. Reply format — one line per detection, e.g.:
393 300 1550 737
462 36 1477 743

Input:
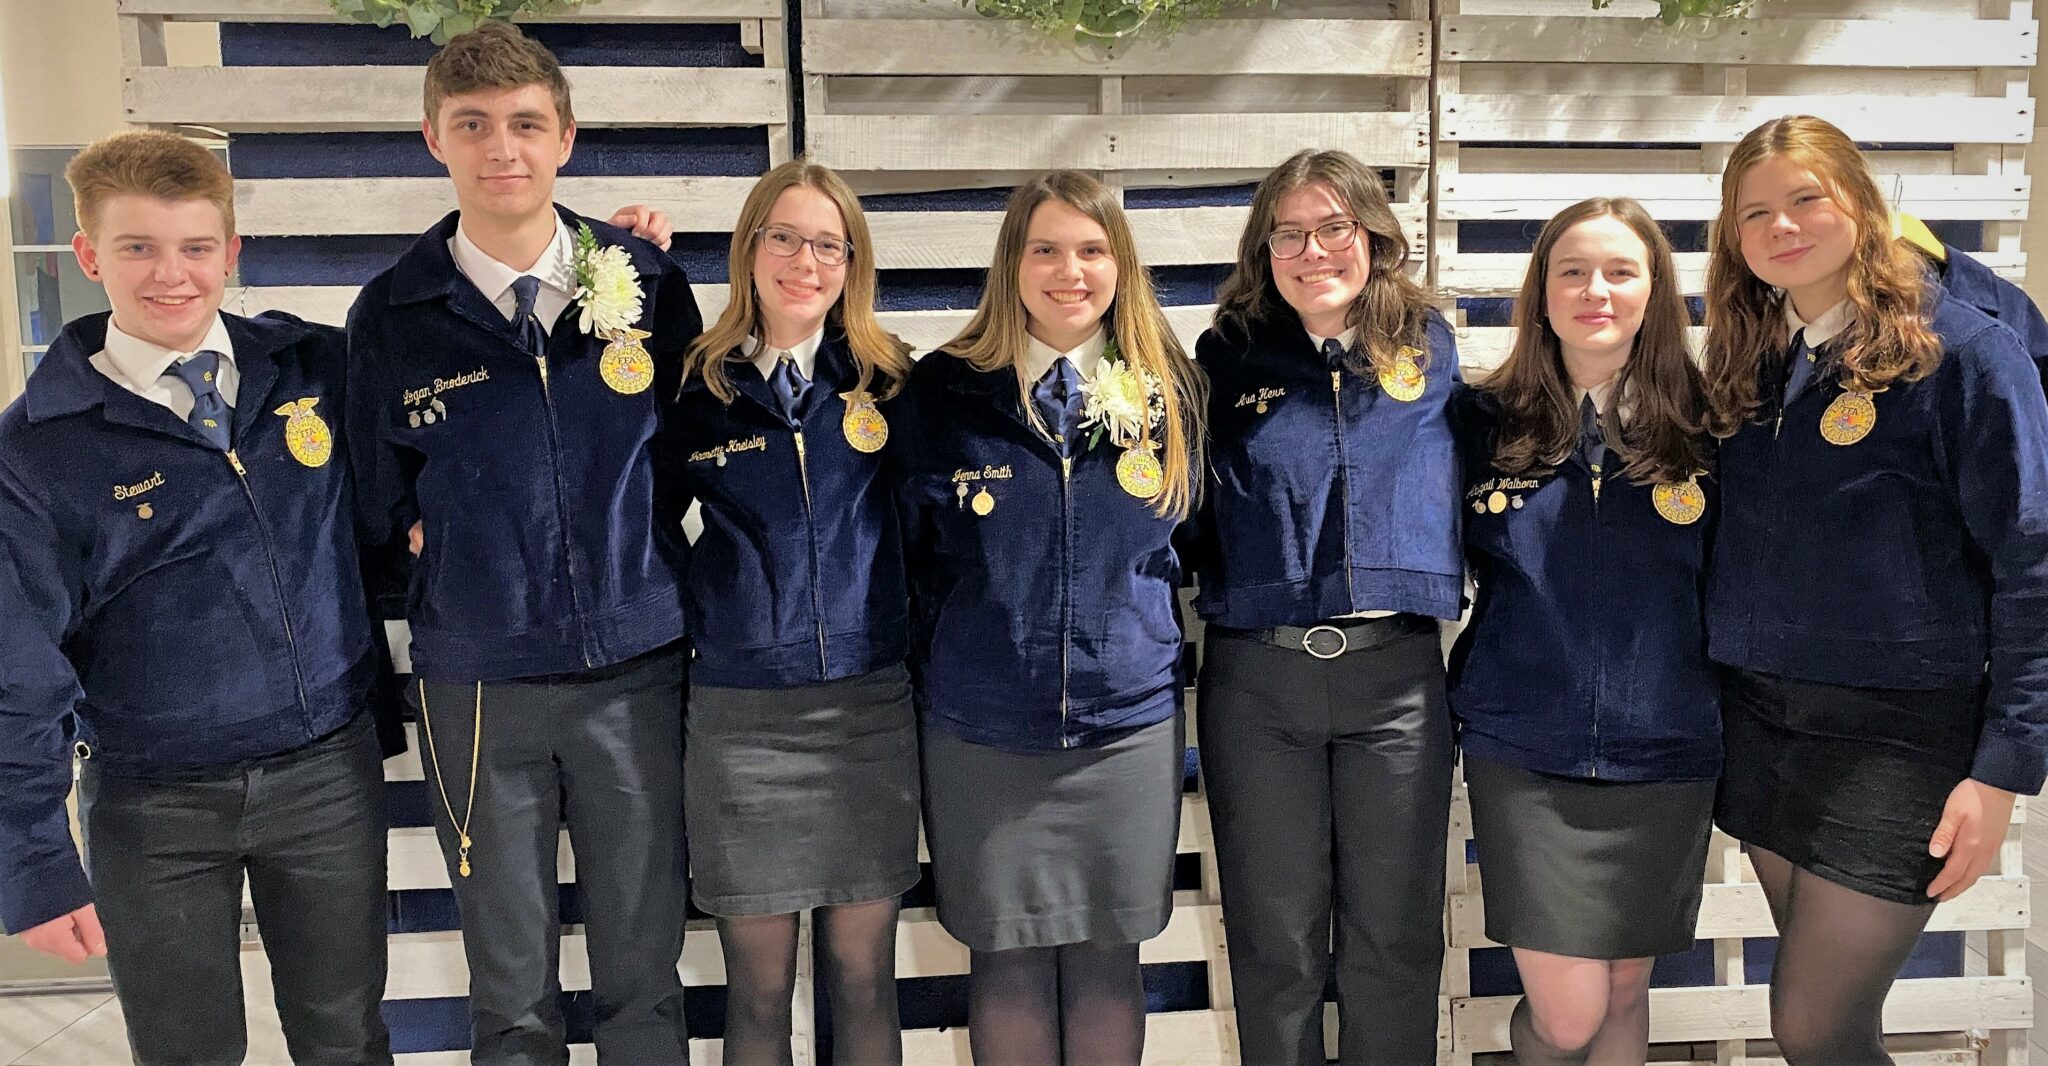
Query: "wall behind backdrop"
0 2 2044 1064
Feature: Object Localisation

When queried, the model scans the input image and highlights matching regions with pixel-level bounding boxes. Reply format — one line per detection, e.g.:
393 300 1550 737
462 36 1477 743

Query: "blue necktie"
1320 337 1346 370
767 351 810 422
1784 328 1817 404
163 351 232 451
1032 358 1084 452
509 275 547 357
1577 392 1606 473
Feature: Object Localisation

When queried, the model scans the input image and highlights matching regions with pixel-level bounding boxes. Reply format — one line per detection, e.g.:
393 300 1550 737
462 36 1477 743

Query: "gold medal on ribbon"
1115 442 1165 501
1820 390 1877 446
1379 346 1427 403
971 487 996 516
272 397 333 468
1652 477 1707 526
598 327 655 395
840 391 888 454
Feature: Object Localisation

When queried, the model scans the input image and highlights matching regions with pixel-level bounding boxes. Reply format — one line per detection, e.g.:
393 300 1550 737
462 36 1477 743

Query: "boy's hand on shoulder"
20 904 106 965
608 205 671 251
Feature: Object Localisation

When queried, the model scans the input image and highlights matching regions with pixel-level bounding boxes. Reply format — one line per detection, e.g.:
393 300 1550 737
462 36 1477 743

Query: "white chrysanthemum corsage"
571 222 645 338
1079 341 1166 449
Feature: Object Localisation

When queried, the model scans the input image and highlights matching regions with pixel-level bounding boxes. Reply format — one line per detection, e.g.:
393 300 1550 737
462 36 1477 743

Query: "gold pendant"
840 391 888 453
272 397 333 468
971 487 996 516
1115 443 1165 501
1486 489 1508 515
136 503 154 520
1820 390 1877 446
1379 346 1427 402
1652 477 1707 526
598 328 655 395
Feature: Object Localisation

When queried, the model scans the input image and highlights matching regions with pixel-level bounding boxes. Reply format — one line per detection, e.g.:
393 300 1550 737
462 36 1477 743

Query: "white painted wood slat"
804 18 1431 78
1437 173 2030 221
125 66 788 130
1440 93 2034 145
1438 250 2028 297
235 176 761 237
806 112 1430 172
1441 16 2039 68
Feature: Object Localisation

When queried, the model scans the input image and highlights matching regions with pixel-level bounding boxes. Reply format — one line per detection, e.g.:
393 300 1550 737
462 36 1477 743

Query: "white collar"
450 215 577 304
1020 328 1107 385
742 328 826 382
1305 325 1360 355
1571 375 1620 416
1785 297 1856 348
100 314 236 394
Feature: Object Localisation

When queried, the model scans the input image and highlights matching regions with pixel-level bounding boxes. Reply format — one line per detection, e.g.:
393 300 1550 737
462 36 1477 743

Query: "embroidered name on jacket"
951 464 1014 483
1234 387 1287 411
690 435 768 465
402 367 491 407
1467 476 1542 515
113 472 164 500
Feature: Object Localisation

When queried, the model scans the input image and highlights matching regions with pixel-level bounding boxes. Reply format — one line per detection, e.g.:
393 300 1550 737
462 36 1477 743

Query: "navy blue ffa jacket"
346 207 700 683
1707 286 2048 794
1446 386 1720 782
1188 309 1465 627
896 352 1188 751
0 311 390 933
671 336 908 688
1934 245 2048 393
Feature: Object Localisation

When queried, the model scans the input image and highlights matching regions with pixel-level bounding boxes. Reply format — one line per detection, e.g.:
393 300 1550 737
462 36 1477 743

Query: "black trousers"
1197 623 1454 1066
79 712 392 1066
418 645 689 1066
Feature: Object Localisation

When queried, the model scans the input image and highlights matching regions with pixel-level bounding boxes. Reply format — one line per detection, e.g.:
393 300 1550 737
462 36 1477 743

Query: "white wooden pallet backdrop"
92 0 2039 1063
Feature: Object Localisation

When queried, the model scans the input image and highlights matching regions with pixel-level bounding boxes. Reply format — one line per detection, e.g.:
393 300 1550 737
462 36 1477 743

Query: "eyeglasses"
755 225 852 266
1267 219 1363 260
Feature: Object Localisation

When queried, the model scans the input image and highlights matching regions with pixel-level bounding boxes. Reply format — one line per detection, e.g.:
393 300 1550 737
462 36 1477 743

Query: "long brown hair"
1213 149 1432 378
1483 198 1709 485
685 159 912 403
939 171 1207 519
1702 115 1941 435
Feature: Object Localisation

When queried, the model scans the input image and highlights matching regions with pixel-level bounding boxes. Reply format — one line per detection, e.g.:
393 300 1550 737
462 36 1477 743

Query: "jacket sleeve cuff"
1970 733 2048 796
1 857 92 936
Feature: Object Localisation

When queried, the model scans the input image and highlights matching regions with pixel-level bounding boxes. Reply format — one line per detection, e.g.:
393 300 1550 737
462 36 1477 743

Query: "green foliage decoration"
327 0 598 45
1593 0 1761 25
954 0 1280 44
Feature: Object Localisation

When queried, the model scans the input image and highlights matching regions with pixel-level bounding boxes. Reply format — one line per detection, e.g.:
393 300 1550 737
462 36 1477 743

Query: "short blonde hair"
65 130 234 240
424 21 574 129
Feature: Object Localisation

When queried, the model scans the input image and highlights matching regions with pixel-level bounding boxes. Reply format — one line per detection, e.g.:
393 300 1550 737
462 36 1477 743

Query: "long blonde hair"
1484 198 1709 485
1703 115 1941 435
1214 149 1432 379
940 171 1207 519
685 159 912 403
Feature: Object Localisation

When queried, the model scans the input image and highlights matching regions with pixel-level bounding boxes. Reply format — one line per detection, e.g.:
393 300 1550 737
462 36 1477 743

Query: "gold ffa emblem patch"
273 398 333 468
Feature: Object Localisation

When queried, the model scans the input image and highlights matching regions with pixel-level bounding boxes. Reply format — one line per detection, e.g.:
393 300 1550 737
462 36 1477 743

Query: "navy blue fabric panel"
1466 932 1966 997
858 184 1256 214
236 233 728 286
897 975 971 1031
1127 184 1259 209
387 779 431 828
1929 220 1984 253
389 884 586 934
220 22 761 68
228 128 771 180
1457 218 1709 254
1456 296 1708 328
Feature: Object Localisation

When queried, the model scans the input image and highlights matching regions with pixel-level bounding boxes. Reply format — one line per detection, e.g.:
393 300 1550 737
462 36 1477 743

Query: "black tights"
716 898 904 1066
966 941 1145 1066
1749 846 1936 1065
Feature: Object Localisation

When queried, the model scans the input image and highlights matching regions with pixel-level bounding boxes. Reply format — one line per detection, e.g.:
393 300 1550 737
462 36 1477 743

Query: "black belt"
1223 613 1434 660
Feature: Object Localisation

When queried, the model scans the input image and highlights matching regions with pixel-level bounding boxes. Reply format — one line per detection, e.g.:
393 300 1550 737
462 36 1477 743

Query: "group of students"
2 18 2046 1066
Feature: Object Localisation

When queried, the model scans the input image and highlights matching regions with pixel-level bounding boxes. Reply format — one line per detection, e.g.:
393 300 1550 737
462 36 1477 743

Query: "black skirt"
1466 755 1714 959
684 664 922 917
1715 668 1982 906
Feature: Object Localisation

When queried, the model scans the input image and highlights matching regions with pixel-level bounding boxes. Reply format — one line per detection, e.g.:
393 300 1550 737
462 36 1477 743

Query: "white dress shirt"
88 314 239 422
1786 296 1856 347
448 216 578 334
742 328 826 383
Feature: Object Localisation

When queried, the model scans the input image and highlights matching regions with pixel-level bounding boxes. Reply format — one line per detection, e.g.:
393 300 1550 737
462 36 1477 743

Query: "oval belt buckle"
1302 624 1349 660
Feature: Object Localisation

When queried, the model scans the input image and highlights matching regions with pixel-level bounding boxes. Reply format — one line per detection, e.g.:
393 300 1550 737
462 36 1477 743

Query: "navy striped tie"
163 351 232 451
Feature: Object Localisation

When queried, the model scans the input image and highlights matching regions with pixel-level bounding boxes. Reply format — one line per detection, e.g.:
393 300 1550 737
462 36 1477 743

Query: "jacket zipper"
1587 464 1603 777
535 355 595 669
1059 454 1073 748
793 430 830 676
226 449 311 724
1331 371 1357 605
